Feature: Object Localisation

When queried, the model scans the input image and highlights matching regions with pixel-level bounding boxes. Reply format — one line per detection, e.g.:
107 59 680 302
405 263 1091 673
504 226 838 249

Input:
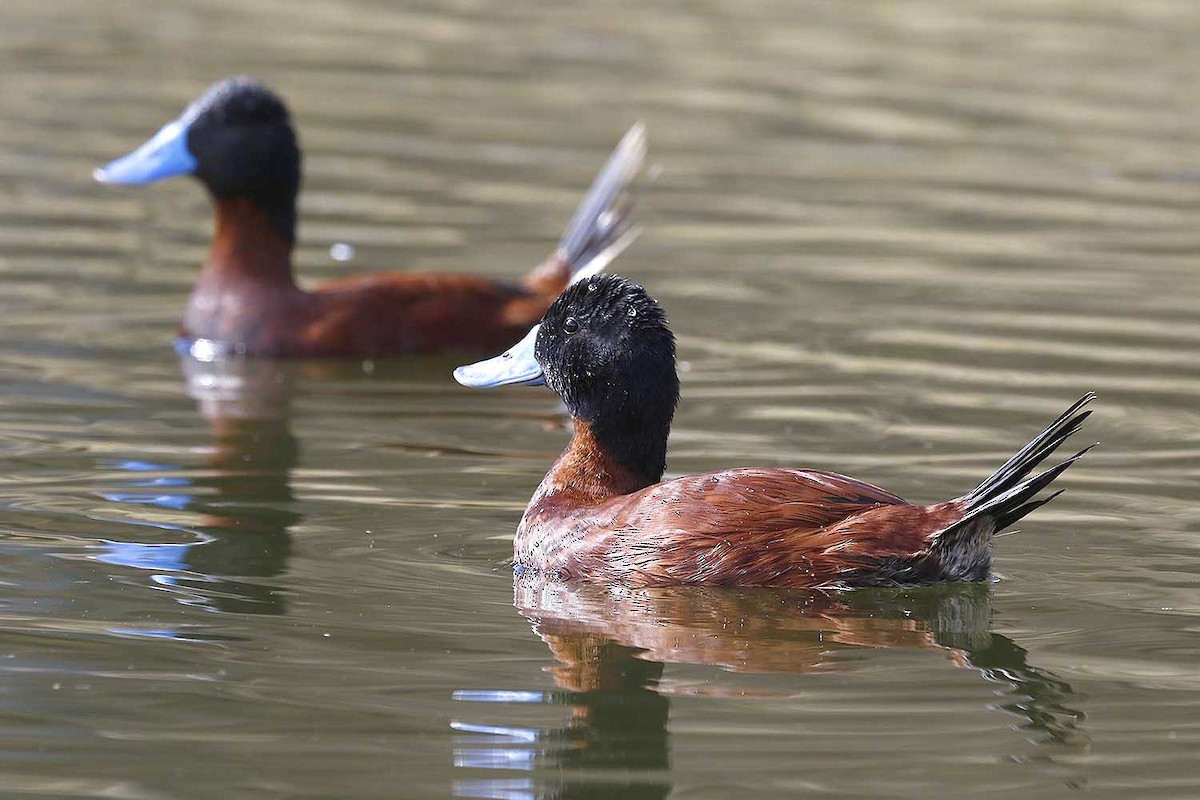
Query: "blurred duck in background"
96 77 644 359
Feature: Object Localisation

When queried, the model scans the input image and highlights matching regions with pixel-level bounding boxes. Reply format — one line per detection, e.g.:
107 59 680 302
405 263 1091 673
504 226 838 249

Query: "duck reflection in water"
96 355 302 616
452 576 1084 800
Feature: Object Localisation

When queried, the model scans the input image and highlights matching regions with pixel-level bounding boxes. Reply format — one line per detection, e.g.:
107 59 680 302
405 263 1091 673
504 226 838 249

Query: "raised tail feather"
555 123 647 284
932 393 1096 563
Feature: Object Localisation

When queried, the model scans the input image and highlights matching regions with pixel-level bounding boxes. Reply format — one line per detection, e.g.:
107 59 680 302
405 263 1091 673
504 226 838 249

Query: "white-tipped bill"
93 119 199 184
453 325 545 388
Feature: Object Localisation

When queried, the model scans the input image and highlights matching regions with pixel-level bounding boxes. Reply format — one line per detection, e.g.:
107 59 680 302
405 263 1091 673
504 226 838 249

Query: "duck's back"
516 467 968 588
303 269 558 355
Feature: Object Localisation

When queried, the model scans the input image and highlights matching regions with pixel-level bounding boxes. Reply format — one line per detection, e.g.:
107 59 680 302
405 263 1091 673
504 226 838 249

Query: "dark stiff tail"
556 123 646 283
934 393 1096 556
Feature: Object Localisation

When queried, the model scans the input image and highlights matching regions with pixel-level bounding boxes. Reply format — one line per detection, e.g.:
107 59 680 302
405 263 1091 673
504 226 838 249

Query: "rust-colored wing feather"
529 468 965 588
300 271 559 356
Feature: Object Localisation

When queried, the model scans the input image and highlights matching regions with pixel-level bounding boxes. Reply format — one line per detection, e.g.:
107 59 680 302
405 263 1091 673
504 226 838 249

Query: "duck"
94 77 644 358
454 274 1095 589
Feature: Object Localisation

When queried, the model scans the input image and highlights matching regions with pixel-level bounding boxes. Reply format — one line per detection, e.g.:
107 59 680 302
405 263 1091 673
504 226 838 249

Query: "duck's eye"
562 316 579 335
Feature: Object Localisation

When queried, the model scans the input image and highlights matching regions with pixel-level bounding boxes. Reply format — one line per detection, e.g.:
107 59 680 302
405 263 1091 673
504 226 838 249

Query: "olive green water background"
1 1 1198 797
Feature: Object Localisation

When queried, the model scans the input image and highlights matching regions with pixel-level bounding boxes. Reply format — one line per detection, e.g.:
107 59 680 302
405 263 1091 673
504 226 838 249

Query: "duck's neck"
183 197 302 347
199 196 297 290
534 419 663 505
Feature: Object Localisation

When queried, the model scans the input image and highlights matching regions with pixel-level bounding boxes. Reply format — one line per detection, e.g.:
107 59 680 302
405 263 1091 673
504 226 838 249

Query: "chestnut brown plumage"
455 275 1095 589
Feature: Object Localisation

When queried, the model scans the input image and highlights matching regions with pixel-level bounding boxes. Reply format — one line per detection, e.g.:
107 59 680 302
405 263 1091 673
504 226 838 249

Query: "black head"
96 77 302 242
537 275 679 480
184 78 300 240
180 77 291 130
